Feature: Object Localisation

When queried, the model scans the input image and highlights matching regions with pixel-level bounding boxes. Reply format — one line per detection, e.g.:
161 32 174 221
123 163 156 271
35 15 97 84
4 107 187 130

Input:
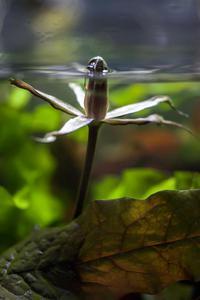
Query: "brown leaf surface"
77 190 200 298
0 190 199 299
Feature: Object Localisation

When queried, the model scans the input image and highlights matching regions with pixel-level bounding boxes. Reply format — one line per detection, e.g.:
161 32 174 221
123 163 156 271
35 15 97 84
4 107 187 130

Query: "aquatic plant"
10 56 190 219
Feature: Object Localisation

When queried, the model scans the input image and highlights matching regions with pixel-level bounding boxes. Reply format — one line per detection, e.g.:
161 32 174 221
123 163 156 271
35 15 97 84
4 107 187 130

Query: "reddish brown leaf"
77 190 200 298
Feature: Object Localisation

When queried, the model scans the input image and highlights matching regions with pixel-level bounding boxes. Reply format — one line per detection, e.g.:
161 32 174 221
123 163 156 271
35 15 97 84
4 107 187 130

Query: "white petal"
103 114 192 134
52 116 93 136
35 116 93 143
10 78 83 116
69 83 85 109
34 135 56 143
106 96 188 119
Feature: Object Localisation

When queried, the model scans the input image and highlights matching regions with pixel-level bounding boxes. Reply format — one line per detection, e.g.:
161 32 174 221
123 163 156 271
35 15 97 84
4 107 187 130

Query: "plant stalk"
73 124 100 219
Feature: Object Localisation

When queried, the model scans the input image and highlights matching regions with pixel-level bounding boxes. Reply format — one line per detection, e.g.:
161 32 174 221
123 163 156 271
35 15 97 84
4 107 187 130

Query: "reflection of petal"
72 62 87 73
106 96 188 119
69 83 85 109
10 78 83 116
35 116 93 143
103 114 192 134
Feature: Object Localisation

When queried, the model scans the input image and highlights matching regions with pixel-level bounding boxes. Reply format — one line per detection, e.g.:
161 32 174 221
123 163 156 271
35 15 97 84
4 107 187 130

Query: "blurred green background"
0 78 200 254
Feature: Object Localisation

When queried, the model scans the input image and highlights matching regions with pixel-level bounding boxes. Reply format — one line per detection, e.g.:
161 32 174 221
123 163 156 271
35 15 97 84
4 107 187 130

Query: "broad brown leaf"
0 190 199 299
77 190 200 298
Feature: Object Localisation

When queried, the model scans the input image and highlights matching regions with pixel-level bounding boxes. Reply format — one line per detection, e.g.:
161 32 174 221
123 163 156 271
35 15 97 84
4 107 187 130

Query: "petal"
35 116 93 143
106 96 188 119
69 83 85 109
103 114 192 134
34 135 57 143
10 78 83 116
51 116 93 136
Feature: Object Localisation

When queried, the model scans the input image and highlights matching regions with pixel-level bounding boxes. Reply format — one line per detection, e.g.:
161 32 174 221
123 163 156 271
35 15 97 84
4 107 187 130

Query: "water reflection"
2 63 200 83
1 0 200 72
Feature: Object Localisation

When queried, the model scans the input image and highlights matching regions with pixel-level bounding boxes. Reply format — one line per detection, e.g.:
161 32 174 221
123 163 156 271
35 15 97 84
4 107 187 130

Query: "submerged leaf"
77 190 200 297
0 190 199 299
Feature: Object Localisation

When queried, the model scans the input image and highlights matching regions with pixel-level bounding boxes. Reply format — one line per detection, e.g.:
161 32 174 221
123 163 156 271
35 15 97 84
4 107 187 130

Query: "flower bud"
84 57 109 121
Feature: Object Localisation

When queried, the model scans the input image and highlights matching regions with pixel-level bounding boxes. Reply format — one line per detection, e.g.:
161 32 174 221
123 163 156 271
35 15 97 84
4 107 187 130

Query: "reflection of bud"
87 56 108 73
84 56 109 121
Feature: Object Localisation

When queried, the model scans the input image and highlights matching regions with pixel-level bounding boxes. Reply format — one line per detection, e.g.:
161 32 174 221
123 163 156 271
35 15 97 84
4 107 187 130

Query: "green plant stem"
73 124 100 219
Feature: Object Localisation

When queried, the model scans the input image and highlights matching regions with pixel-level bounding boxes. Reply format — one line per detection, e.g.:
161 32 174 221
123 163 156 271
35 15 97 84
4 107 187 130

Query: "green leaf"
92 175 120 200
93 168 167 200
12 183 63 238
13 186 30 209
93 169 200 200
8 88 30 109
110 82 200 107
31 104 61 132
175 171 200 189
143 177 175 198
0 101 66 250
0 187 20 252
0 186 13 206
0 190 199 299
23 186 63 227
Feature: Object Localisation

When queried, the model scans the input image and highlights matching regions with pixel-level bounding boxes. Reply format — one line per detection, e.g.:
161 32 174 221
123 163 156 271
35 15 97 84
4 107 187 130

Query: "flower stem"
73 124 100 219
